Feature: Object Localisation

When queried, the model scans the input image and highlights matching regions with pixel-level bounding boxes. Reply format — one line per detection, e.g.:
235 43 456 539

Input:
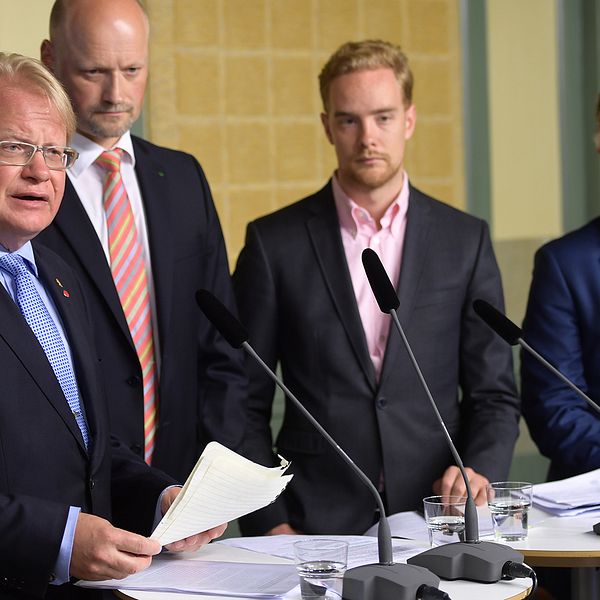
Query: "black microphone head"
473 299 522 346
195 289 249 348
361 248 400 313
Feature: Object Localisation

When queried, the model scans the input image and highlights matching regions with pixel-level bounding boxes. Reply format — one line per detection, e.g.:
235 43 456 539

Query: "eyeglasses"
0 140 79 170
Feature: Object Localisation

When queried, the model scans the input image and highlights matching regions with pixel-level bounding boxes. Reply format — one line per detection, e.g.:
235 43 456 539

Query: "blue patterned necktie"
0 253 90 449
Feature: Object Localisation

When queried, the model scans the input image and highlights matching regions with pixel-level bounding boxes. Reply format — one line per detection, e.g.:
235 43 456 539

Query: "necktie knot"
0 253 29 280
96 148 124 173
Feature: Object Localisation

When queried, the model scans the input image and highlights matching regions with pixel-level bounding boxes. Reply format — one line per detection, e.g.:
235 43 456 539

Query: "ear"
404 104 417 140
320 112 334 145
40 39 55 72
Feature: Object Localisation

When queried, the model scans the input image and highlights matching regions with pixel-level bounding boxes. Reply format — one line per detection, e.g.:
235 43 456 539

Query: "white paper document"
152 442 293 545
219 535 429 567
362 508 495 540
78 554 299 597
533 468 600 517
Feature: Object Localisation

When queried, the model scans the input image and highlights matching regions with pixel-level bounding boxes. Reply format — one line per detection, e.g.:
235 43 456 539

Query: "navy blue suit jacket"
37 136 247 481
522 218 600 480
0 242 174 599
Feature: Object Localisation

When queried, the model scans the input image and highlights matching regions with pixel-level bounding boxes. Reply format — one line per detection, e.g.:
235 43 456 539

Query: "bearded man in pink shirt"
233 40 520 537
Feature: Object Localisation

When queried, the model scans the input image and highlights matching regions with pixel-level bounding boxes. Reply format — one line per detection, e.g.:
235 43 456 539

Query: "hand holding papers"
152 442 293 545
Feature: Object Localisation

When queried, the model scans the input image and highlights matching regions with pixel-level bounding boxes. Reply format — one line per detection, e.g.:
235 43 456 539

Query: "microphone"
196 289 449 600
473 299 600 415
362 249 525 583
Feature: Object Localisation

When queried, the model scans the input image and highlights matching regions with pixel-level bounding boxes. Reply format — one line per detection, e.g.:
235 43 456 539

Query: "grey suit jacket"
233 182 520 535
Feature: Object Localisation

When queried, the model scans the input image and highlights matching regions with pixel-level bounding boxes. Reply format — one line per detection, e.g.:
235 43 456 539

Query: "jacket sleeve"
456 222 521 480
233 221 290 535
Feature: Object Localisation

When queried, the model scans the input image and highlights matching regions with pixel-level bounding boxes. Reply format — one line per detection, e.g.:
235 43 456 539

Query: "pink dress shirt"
333 173 410 380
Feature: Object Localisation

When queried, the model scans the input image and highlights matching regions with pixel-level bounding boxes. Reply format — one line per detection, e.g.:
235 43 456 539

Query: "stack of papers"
79 555 300 597
153 442 293 545
362 508 495 540
220 534 429 567
533 468 600 517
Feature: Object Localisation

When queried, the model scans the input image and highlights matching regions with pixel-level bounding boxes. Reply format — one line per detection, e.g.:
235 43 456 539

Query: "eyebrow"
333 107 398 118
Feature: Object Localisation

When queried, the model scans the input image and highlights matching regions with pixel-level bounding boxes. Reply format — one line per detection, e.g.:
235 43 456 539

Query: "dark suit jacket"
0 243 174 599
522 218 600 481
37 136 247 482
233 182 520 535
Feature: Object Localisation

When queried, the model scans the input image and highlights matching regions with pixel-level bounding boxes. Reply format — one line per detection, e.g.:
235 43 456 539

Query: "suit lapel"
0 255 88 453
53 179 132 344
132 137 173 353
306 185 377 389
378 186 433 388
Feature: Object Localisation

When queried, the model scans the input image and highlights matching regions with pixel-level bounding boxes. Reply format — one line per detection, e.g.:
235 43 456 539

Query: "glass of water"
423 495 466 547
293 539 348 599
486 481 533 542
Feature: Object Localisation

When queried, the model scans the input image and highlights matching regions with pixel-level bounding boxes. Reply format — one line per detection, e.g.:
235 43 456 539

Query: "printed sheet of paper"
533 468 600 516
78 555 299 597
219 535 429 568
152 442 292 545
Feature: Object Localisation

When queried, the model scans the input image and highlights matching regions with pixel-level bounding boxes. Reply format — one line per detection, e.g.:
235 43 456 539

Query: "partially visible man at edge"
234 40 520 536
0 51 225 600
38 0 247 481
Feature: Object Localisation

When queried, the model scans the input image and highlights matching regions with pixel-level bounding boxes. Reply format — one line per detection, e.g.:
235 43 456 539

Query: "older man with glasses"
0 51 225 600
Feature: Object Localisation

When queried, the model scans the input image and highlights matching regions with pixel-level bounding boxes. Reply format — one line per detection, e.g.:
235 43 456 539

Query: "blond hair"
0 52 76 137
319 40 413 112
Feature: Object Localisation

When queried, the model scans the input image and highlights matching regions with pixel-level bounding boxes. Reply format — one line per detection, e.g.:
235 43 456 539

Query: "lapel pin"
157 170 165 177
63 290 70 298
55 278 63 287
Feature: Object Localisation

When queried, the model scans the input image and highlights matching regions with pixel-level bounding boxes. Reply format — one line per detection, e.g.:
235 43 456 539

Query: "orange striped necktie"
96 149 158 464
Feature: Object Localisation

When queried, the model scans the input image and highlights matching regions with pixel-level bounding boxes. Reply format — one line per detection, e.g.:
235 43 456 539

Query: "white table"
508 511 600 599
114 541 531 600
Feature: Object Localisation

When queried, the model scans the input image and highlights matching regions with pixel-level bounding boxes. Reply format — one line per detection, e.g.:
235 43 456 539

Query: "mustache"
91 103 134 114
356 152 388 160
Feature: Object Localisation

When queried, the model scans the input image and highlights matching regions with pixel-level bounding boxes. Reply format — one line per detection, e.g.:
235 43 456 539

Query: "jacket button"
376 397 387 409
89 478 95 489
130 443 142 455
126 375 142 387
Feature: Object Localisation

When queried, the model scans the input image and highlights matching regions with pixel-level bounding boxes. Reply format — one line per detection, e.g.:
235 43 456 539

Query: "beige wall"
145 0 466 263
487 0 562 242
0 1 53 57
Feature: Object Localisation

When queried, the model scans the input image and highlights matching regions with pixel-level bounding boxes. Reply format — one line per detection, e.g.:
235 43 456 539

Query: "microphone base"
342 562 440 600
407 541 523 582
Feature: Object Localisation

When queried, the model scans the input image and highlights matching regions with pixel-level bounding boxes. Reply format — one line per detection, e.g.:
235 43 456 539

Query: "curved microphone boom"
195 289 447 600
361 249 525 583
473 299 600 415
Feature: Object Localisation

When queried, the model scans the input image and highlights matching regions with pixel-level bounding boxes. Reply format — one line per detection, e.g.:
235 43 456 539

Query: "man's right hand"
70 513 161 581
266 523 300 535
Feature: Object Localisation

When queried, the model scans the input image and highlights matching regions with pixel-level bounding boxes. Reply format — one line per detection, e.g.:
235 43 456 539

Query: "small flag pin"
63 290 70 298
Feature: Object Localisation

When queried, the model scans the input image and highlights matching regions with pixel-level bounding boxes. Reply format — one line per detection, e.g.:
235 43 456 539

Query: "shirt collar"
68 130 136 178
0 241 38 277
332 171 410 238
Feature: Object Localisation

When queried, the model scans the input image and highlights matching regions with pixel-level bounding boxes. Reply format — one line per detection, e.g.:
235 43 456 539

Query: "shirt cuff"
51 506 80 585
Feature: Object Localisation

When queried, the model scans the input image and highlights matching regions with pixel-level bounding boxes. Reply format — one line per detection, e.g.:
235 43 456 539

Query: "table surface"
114 542 532 600
509 511 600 568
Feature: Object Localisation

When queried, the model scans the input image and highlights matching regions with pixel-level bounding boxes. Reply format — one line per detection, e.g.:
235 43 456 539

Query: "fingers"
434 466 489 504
70 513 161 581
164 522 228 553
267 523 299 535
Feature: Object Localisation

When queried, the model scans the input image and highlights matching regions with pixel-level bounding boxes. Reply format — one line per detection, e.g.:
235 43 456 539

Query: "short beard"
78 105 136 142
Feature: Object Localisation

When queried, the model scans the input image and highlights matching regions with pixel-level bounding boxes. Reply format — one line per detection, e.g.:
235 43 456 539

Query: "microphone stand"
195 290 448 599
242 343 445 600
389 308 523 581
360 250 523 582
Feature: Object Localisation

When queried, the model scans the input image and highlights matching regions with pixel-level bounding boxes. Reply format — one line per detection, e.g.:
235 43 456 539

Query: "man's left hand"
159 487 228 552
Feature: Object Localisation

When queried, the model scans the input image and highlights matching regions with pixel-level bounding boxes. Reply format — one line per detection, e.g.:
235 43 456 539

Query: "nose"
21 149 50 181
358 118 376 149
103 71 124 105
